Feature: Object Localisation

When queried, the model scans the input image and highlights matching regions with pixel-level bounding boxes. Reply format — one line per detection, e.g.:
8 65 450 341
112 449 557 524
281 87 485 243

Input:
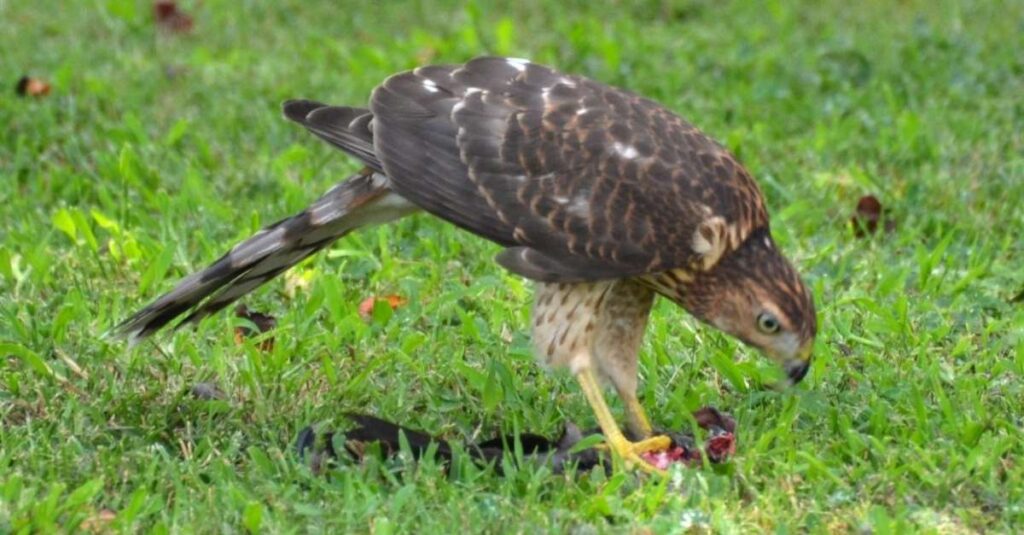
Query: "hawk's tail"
112 171 416 343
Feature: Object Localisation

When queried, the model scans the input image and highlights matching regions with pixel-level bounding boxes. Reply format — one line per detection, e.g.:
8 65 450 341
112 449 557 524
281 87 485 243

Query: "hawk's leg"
533 280 669 472
575 366 671 472
620 389 655 439
591 279 658 440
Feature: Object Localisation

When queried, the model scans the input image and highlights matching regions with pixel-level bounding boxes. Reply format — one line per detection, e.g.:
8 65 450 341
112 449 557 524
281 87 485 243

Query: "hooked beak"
784 343 813 385
785 359 810 384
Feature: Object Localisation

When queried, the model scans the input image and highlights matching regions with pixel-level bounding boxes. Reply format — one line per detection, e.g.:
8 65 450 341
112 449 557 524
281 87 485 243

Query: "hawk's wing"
298 57 770 282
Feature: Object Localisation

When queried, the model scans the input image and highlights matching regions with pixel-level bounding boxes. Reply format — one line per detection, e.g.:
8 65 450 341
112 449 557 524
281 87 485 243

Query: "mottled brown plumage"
115 57 816 472
371 57 769 281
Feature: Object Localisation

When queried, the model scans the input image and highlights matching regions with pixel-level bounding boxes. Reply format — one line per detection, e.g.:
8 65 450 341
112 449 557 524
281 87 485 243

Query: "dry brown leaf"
850 194 895 237
154 1 194 33
16 76 51 97
358 294 406 320
234 304 277 351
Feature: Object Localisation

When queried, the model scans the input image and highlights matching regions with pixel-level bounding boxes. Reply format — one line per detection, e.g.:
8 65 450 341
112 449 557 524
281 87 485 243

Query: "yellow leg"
621 392 654 439
576 367 671 473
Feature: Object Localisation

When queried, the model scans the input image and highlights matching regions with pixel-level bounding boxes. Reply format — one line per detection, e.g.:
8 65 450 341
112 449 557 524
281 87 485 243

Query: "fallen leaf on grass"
234 304 276 351
154 1 193 33
358 294 406 320
850 194 895 237
15 76 50 97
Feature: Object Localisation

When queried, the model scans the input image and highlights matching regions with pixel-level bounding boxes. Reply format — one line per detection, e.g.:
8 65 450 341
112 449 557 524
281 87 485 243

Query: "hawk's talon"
576 367 672 474
597 434 673 473
595 434 671 455
629 434 672 453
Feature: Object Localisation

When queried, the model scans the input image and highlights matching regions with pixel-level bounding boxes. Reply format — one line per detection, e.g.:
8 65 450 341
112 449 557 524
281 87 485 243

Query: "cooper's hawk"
115 57 816 472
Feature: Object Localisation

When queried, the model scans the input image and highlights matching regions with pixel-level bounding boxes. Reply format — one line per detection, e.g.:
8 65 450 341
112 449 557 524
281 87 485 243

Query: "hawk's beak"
784 343 813 385
785 359 810 384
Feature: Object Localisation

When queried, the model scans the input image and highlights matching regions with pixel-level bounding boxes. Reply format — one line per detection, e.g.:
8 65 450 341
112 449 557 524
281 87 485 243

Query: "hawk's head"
680 228 816 385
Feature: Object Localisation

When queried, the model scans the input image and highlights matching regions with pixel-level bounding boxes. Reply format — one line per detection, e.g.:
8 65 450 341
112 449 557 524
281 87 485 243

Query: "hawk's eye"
756 312 781 334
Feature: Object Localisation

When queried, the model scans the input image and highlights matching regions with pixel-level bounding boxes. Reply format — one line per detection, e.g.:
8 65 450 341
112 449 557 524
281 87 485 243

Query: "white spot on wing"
764 236 773 249
553 196 570 205
575 108 590 116
506 58 530 71
611 142 639 160
567 194 590 217
451 100 467 118
422 79 439 93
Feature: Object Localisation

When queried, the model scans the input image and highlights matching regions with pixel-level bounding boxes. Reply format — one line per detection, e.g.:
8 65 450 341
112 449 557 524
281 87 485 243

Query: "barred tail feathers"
113 171 415 342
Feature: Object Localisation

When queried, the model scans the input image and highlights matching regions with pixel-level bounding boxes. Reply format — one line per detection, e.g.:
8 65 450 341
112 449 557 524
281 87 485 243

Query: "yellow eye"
757 312 781 334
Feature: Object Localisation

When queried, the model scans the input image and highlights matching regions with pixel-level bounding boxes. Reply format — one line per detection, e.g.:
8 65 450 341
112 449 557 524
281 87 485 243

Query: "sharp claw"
631 435 672 454
605 435 673 474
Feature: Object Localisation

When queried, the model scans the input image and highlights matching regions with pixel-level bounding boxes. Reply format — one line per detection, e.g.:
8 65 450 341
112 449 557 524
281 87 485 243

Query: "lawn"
3 0 1023 532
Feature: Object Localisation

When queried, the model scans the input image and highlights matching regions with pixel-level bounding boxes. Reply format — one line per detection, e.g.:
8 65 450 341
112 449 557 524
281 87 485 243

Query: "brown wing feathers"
283 100 382 171
371 57 768 281
117 57 772 338
285 58 767 283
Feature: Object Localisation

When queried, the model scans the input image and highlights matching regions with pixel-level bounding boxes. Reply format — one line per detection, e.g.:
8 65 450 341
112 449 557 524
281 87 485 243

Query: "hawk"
115 57 816 472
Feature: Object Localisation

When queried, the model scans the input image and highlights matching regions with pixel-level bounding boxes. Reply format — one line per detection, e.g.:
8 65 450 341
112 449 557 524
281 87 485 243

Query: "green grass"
3 0 1024 531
